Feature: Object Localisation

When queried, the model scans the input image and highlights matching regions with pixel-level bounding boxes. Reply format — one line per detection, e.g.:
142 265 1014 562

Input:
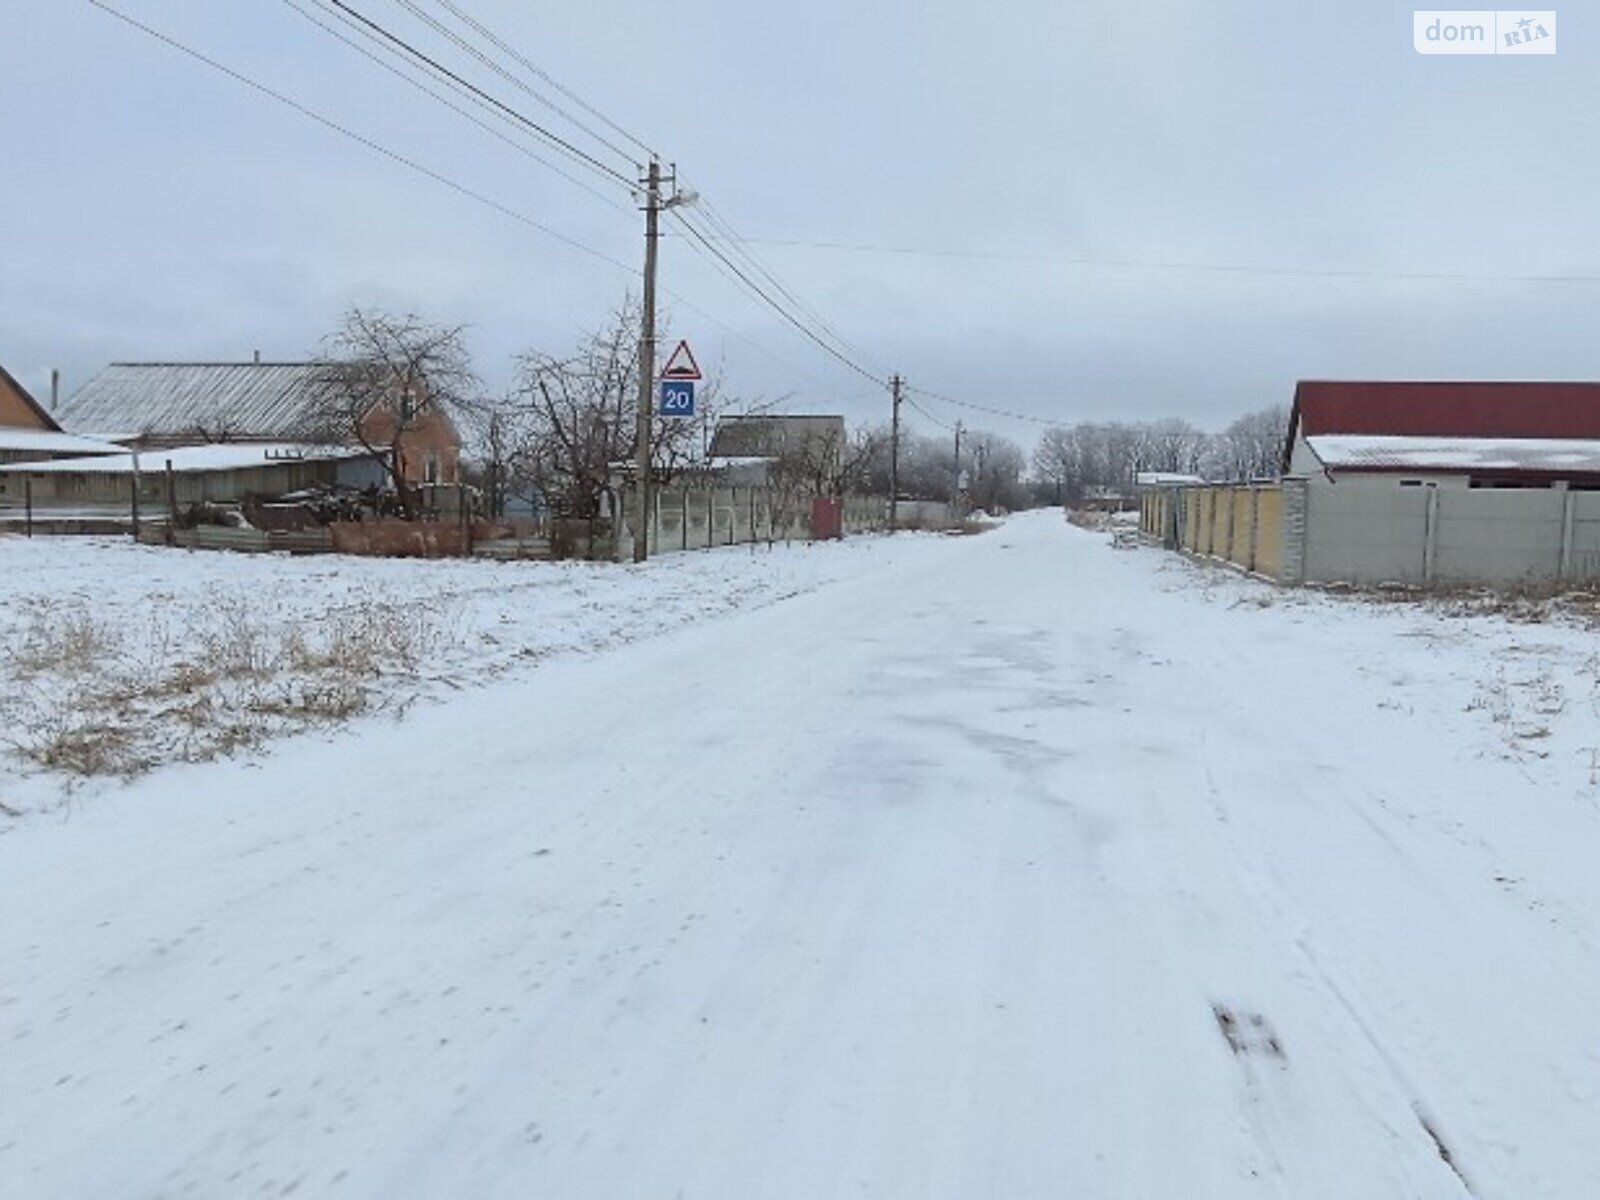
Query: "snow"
0 534 883 809
5 442 361 474
0 428 124 456
1307 432 1600 473
4 513 1600 1196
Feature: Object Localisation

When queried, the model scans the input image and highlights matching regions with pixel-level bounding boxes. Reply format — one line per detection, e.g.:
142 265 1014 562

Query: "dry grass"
1313 579 1600 628
944 517 1001 537
0 595 454 779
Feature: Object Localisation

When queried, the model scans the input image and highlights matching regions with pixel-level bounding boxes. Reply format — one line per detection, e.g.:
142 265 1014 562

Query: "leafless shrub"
2 604 122 678
194 598 273 679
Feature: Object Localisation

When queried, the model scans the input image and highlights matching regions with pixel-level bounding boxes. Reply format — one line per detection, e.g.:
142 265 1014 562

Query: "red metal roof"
1284 381 1600 471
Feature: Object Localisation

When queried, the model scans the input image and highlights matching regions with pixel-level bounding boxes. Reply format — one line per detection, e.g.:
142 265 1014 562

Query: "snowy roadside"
10 520 1600 819
5 512 1600 1196
0 534 937 819
1109 531 1600 799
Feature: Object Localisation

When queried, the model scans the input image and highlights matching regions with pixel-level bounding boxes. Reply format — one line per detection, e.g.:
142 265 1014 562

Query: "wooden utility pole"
130 450 142 541
632 158 663 563
165 460 178 547
889 374 904 531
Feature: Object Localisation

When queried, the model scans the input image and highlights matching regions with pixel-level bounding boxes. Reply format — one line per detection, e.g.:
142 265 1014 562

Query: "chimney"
253 349 261 365
50 368 60 411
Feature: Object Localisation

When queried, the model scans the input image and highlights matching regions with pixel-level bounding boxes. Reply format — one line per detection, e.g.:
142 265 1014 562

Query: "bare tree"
1034 425 1084 503
509 298 719 520
964 431 1027 513
308 308 477 519
1203 405 1290 481
838 425 890 496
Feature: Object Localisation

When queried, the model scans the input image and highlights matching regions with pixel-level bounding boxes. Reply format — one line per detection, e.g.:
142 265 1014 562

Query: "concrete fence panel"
1303 486 1431 584
1564 491 1600 581
1433 488 1565 584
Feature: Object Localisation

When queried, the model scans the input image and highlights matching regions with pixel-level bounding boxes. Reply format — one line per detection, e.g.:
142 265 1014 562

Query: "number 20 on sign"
658 380 695 417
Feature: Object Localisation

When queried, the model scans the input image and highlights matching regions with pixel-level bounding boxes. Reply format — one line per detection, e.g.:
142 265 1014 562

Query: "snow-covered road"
4 512 1599 1198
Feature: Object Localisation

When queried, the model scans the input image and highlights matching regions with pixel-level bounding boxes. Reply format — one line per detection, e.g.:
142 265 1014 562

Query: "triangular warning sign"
661 340 702 381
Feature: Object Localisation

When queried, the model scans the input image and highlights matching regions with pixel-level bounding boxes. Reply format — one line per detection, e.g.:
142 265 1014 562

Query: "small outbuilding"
1 442 364 517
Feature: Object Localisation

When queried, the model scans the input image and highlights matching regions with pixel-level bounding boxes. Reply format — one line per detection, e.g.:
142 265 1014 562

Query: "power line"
902 393 955 432
84 0 636 270
736 236 1600 286
83 0 889 403
677 183 891 379
669 208 888 388
908 385 1057 427
388 0 641 168
320 0 634 188
277 0 630 213
422 0 659 162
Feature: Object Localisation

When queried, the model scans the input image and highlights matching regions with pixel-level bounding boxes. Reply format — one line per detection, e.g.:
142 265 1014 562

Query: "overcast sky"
3 1 1595 444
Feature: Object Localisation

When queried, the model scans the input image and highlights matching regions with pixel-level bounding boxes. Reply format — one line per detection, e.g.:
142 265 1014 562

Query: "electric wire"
668 208 888 388
278 0 630 213
317 0 894 402
84 0 898 408
672 209 884 388
84 0 637 269
387 0 641 168
677 183 891 378
907 384 1057 426
320 0 634 188
422 0 659 161
735 236 1600 286
903 394 955 432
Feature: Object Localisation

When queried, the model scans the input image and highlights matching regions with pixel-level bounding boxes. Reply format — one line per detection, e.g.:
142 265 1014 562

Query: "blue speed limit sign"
658 380 695 417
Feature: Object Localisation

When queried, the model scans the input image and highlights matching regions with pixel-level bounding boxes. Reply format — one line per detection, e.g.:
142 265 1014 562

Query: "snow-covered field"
0 535 878 813
4 513 1600 1197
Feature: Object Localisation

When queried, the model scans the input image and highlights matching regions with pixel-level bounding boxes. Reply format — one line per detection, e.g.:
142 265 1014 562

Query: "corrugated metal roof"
1287 381 1600 467
54 363 340 441
1307 434 1600 474
709 415 845 459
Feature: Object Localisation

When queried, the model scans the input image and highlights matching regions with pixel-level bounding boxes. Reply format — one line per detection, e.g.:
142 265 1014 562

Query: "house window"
424 453 440 484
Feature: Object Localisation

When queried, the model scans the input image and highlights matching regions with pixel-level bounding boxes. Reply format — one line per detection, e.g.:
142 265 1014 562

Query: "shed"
0 442 362 515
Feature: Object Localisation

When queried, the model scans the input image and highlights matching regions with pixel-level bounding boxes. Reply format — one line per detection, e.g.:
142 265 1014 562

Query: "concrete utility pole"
632 159 663 563
953 420 963 503
889 374 904 532
630 159 695 562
